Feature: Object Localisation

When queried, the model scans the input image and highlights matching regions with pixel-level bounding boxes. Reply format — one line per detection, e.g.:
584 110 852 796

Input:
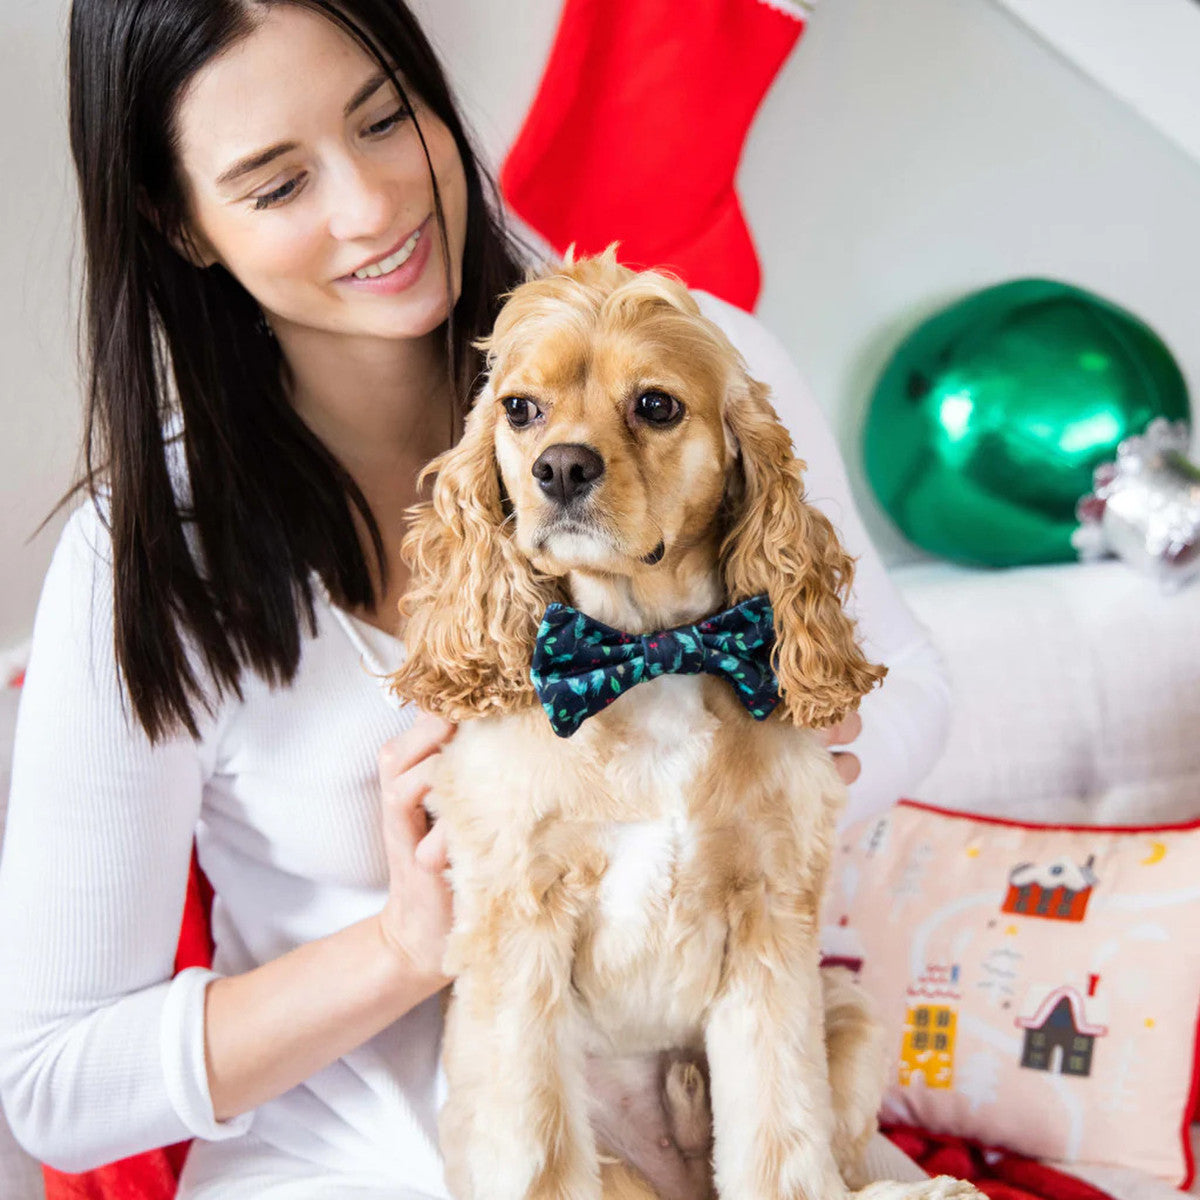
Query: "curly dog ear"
389 385 561 720
719 371 886 728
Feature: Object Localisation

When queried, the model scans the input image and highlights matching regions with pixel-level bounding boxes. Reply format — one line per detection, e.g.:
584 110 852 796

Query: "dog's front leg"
705 887 849 1200
441 887 600 1200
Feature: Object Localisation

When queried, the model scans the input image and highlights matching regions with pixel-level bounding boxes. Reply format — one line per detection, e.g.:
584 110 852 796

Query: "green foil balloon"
863 279 1190 566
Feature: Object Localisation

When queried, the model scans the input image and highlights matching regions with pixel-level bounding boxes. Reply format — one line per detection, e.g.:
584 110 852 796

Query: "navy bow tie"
529 594 780 737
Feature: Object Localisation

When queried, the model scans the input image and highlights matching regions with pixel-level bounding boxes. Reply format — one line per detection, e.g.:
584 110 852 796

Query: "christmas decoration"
500 0 812 312
1073 418 1200 589
863 279 1190 567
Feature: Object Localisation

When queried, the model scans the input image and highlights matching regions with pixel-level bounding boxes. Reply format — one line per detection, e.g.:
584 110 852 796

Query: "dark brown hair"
68 0 527 741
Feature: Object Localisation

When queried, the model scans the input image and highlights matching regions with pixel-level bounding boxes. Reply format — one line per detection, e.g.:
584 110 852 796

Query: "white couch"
2 554 1198 1198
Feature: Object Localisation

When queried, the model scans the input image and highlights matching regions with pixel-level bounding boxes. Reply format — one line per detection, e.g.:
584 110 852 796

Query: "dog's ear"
718 371 886 728
388 386 560 720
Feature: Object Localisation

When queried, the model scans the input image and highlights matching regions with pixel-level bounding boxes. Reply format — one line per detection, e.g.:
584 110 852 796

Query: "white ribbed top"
0 293 948 1188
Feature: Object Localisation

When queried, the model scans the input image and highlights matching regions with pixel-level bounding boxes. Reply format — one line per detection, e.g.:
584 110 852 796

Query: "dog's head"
389 248 885 726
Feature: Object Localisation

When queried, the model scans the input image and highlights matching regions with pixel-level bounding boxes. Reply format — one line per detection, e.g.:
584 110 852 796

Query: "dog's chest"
592 674 717 874
595 808 694 931
593 673 719 803
576 677 730 1048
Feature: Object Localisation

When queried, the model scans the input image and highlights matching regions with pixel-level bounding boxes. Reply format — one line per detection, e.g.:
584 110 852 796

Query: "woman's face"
173 4 468 344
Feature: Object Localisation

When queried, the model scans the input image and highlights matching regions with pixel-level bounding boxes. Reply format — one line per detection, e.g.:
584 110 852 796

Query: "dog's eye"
635 391 683 426
502 396 540 428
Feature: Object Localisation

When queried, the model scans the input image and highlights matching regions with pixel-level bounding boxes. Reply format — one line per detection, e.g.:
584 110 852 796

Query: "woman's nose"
325 160 394 243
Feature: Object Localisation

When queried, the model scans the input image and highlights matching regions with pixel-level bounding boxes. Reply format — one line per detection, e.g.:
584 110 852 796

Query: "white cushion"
894 559 1200 827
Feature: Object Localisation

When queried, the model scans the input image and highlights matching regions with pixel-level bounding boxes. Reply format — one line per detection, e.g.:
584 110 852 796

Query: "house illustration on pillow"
1016 976 1109 1077
1002 854 1098 922
899 963 960 1090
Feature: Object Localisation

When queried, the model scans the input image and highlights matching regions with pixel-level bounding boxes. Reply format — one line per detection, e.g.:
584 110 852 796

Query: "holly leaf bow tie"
529 594 780 737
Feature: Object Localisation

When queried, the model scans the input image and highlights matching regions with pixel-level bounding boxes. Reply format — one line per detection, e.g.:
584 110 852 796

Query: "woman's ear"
718 372 887 729
168 223 219 269
388 385 561 720
138 189 219 268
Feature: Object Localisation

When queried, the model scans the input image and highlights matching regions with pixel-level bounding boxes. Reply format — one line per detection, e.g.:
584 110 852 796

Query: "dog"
389 249 979 1200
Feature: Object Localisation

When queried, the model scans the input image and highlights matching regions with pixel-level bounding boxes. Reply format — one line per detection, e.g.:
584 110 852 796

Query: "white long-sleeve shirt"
0 294 949 1190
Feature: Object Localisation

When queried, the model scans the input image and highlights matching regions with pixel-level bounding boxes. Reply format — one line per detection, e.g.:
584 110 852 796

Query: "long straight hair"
68 0 528 741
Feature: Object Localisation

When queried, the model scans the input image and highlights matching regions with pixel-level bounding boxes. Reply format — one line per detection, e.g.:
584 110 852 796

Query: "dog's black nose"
531 443 605 504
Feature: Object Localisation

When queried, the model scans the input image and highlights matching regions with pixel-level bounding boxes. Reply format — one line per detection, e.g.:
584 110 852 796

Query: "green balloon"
863 279 1191 566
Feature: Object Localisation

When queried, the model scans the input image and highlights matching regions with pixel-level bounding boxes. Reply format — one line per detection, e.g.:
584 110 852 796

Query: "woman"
0 1 948 1196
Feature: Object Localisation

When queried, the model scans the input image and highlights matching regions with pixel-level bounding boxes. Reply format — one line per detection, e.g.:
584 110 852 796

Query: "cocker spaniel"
389 250 978 1200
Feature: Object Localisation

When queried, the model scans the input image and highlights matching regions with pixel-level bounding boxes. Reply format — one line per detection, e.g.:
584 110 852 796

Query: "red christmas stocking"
500 0 811 312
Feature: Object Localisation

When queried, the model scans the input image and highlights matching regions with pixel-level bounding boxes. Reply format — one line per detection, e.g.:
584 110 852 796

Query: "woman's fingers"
819 710 862 749
381 755 441 855
378 712 457 857
832 752 861 786
377 711 456 789
414 820 449 874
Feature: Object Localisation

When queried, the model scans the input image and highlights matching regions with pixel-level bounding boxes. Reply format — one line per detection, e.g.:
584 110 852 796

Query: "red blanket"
883 1123 1116 1200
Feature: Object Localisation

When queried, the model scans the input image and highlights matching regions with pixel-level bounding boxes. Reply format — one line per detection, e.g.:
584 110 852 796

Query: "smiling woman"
0 0 536 1195
65 0 522 742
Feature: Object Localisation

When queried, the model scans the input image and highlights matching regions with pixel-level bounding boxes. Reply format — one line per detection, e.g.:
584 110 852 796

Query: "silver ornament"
1073 418 1200 588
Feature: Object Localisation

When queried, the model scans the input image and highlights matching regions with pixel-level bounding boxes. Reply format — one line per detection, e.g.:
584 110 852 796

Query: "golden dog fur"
389 251 979 1200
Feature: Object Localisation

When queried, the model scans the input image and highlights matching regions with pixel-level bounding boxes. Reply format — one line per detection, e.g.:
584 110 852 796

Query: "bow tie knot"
530 595 780 737
639 630 705 677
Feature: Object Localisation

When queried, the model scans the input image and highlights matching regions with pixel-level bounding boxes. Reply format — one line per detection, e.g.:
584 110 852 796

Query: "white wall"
5 0 1200 645
2 1 78 649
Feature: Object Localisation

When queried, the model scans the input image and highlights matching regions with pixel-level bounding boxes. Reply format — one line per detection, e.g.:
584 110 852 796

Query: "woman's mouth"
337 217 433 294
350 226 422 278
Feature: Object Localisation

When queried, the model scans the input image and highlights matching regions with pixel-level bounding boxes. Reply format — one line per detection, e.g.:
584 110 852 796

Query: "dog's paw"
918 1179 984 1200
921 1179 985 1200
855 1177 984 1200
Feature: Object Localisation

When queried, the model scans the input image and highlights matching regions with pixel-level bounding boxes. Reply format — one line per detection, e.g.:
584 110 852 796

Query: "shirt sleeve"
695 292 951 826
0 502 251 1172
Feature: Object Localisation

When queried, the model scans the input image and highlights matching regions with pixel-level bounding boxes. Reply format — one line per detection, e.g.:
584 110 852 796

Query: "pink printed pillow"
826 801 1200 1186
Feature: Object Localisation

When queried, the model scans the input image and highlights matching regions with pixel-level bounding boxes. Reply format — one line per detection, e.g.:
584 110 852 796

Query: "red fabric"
42 1143 191 1200
993 1155 1120 1200
41 851 214 1200
882 1123 1117 1200
1190 991 1200 1160
500 0 808 312
974 1184 1042 1200
898 796 1200 837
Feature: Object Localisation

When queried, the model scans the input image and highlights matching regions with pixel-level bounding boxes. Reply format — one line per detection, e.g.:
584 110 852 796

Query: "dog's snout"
531 443 605 505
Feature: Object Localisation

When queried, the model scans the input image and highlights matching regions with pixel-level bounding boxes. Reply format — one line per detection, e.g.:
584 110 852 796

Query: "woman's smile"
336 214 433 294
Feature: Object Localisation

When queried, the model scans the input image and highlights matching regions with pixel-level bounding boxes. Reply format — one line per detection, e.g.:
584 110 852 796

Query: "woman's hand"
376 711 458 989
819 711 863 786
203 708 460 1121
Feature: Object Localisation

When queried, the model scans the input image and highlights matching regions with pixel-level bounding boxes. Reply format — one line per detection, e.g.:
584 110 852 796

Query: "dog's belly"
575 812 727 1055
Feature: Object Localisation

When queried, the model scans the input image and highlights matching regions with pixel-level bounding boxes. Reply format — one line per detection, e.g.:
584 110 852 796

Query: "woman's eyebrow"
344 72 388 117
216 142 298 189
214 74 391 190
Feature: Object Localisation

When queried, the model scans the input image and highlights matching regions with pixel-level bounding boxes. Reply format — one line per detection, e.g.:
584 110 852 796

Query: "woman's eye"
502 397 539 428
366 106 410 137
252 175 304 211
635 391 683 425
